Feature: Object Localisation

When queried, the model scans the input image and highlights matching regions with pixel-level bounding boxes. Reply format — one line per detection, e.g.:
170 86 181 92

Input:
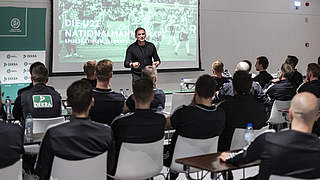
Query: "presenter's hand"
131 62 140 69
153 61 160 68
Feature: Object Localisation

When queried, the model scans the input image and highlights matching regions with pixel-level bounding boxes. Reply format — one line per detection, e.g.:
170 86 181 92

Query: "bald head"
235 62 250 72
289 92 319 126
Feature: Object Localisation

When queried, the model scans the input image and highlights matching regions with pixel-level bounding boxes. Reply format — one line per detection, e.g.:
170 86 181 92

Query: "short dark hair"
195 74 216 99
307 63 320 78
232 71 252 94
318 56 320 65
67 80 92 114
30 62 45 75
286 55 299 68
135 27 145 36
257 56 269 69
133 78 154 104
281 63 294 79
242 60 252 72
31 63 48 83
95 59 113 82
83 60 96 78
141 65 157 82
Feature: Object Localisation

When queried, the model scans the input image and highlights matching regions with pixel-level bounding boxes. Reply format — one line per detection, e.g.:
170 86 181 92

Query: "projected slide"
52 0 199 74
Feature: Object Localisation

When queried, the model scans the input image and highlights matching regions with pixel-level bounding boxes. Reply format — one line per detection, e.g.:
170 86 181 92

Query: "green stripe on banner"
0 7 46 51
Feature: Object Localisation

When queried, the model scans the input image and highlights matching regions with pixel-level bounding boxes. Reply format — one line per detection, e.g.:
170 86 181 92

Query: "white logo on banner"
10 18 21 29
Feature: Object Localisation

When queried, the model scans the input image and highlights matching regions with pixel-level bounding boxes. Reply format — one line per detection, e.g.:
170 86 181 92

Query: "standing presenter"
124 27 161 84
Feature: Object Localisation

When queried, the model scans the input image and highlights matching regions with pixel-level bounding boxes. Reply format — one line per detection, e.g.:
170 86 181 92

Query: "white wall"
1 0 320 98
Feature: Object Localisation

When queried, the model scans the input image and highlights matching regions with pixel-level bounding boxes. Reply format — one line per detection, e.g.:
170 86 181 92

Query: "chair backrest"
114 138 164 180
170 93 194 114
50 152 107 180
33 116 65 134
268 100 291 124
170 136 219 173
0 159 22 180
269 175 320 180
230 126 273 150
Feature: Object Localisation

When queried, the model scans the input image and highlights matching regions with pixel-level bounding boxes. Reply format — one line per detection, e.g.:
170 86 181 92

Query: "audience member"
265 63 297 101
0 85 23 168
285 55 303 87
318 56 320 65
242 60 252 72
166 74 226 180
220 92 320 179
13 62 61 122
297 63 320 97
89 59 125 125
82 60 97 87
253 56 274 88
123 65 165 113
17 62 44 96
0 86 6 121
36 80 112 180
108 78 165 175
211 60 232 102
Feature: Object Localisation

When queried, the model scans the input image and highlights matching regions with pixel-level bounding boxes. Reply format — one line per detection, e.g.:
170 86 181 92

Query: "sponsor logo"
9 18 22 33
24 62 32 66
23 69 29 73
33 95 53 108
7 54 17 59
23 54 37 58
3 76 18 82
3 62 18 67
24 76 29 80
6 69 18 73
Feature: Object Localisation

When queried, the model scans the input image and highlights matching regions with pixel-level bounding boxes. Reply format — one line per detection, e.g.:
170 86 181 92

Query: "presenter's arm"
124 48 132 68
152 44 161 67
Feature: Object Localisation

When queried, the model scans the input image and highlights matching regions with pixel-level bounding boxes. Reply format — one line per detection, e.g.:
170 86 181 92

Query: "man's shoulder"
111 112 134 125
93 89 125 101
0 122 23 134
18 84 33 95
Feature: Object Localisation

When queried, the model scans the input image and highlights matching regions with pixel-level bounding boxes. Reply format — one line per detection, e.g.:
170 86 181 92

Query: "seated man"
253 56 274 89
285 55 303 87
81 60 97 87
0 85 24 168
89 59 125 125
218 71 268 152
123 65 165 113
109 78 166 175
36 80 112 180
13 62 61 122
166 74 226 180
211 60 232 103
220 92 320 179
297 63 320 97
17 62 44 96
265 63 297 101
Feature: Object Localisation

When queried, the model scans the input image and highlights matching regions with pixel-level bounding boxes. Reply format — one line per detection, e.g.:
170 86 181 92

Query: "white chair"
170 93 194 115
50 152 107 180
230 126 273 150
24 117 65 154
269 175 320 180
111 138 164 180
0 159 22 180
268 100 291 131
170 136 219 173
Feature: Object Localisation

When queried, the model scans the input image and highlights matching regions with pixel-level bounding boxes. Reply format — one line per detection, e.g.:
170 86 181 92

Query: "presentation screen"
51 0 200 74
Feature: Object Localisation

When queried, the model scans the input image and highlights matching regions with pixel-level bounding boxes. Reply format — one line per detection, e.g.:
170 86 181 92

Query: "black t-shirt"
265 80 297 101
124 41 160 75
90 88 125 125
36 116 112 180
81 78 97 88
253 71 273 89
297 80 320 98
291 70 303 87
227 130 320 180
218 94 268 152
125 88 165 112
0 121 24 169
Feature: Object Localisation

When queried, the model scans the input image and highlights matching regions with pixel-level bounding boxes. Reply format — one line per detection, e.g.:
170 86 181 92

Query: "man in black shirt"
124 27 161 84
166 74 226 180
220 92 320 180
81 60 97 87
13 63 61 122
285 55 303 87
253 56 274 89
89 59 125 125
109 78 166 175
265 63 297 101
211 60 232 103
123 65 165 113
17 62 44 96
36 80 112 180
297 63 320 97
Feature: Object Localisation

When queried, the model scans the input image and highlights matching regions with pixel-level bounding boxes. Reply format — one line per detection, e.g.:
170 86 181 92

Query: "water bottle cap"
125 88 129 90
247 123 253 127
6 96 10 98
180 78 184 80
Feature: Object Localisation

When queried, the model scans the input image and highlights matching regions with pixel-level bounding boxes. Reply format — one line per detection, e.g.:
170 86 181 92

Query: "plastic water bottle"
156 104 163 113
124 88 130 99
179 78 185 92
5 96 12 120
244 123 254 146
25 113 33 142
120 89 124 96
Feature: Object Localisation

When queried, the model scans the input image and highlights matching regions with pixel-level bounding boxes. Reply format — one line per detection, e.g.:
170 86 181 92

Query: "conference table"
176 151 260 180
